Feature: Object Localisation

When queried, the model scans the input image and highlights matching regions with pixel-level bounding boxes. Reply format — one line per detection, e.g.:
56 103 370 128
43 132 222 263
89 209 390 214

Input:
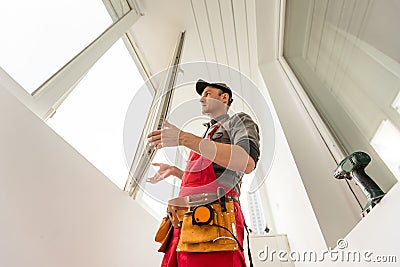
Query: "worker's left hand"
147 119 183 148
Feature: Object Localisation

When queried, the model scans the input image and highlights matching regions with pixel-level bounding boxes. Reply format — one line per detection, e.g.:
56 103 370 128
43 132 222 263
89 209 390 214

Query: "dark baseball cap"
196 79 233 100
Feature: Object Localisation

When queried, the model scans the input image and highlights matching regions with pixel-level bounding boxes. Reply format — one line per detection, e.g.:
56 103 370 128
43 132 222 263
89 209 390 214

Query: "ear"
221 92 229 104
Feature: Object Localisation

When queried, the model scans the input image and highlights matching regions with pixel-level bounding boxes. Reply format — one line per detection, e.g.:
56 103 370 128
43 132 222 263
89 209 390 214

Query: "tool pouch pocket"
155 216 173 253
177 202 239 252
179 210 219 243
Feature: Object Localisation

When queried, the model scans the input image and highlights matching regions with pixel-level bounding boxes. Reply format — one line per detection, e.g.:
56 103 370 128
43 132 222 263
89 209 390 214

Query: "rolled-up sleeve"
230 112 261 166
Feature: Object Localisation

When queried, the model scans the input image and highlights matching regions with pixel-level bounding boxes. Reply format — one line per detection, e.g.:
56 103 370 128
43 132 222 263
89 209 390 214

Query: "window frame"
124 31 186 199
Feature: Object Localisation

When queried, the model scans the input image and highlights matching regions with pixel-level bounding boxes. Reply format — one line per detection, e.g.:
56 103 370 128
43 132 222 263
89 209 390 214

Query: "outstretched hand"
147 119 182 149
146 163 176 184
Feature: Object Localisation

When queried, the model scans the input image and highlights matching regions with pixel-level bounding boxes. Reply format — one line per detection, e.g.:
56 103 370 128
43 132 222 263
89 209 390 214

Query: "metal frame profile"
124 31 186 198
102 0 156 92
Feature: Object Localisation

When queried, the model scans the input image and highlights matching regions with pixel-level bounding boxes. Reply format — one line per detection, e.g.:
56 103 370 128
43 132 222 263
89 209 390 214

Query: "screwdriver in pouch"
217 187 227 212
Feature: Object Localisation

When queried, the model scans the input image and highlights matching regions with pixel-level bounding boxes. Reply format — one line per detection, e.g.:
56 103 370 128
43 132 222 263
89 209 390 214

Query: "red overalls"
161 124 247 267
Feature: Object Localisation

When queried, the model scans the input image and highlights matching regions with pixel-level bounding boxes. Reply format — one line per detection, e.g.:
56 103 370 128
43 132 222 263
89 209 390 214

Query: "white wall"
253 68 328 267
0 83 162 266
342 183 400 266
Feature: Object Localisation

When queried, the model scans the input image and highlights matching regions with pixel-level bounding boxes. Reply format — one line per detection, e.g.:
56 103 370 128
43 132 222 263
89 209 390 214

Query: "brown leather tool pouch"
155 216 173 253
177 202 239 252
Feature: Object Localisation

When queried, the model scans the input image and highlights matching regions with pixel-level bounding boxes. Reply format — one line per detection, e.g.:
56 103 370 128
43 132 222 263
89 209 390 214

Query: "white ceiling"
124 0 259 84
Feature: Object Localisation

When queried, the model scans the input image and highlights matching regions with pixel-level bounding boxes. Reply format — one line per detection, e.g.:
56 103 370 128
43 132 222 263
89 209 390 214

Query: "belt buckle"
188 192 219 206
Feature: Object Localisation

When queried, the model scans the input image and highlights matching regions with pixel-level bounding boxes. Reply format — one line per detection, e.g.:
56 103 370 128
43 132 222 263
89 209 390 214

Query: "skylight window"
0 0 111 93
392 91 400 114
47 39 147 189
371 120 400 181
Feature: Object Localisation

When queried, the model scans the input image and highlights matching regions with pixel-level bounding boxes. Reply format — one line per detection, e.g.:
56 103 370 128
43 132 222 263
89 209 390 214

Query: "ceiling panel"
104 0 258 89
232 0 251 79
205 0 229 67
219 0 240 77
191 0 216 63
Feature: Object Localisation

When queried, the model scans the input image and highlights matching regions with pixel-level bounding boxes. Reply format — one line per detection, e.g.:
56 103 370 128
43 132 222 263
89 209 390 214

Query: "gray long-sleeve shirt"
202 112 261 196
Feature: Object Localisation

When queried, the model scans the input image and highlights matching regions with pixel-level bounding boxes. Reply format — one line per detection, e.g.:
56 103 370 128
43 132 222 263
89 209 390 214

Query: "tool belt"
155 193 242 253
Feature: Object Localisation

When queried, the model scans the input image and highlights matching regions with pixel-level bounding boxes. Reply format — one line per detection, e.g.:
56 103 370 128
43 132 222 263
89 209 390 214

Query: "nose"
200 96 206 103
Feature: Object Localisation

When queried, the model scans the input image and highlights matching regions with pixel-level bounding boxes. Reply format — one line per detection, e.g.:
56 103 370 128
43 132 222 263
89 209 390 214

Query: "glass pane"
283 0 400 189
47 39 148 190
371 120 400 179
0 0 111 93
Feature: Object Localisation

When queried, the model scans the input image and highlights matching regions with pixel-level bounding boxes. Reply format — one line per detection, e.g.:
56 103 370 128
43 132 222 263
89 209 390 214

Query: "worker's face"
200 86 229 115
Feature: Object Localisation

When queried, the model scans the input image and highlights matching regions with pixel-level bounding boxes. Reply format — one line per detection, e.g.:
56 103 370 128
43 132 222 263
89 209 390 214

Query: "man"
147 79 260 266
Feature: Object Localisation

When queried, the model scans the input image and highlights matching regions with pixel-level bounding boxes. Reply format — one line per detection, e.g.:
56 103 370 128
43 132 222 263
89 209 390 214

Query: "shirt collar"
203 113 230 128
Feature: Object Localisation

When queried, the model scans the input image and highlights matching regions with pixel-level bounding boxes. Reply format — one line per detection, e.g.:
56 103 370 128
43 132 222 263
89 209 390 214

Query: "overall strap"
244 221 254 267
206 124 221 139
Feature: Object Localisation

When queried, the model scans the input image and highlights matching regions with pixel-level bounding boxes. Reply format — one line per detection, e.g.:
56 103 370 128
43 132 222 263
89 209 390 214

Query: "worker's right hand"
146 163 176 184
